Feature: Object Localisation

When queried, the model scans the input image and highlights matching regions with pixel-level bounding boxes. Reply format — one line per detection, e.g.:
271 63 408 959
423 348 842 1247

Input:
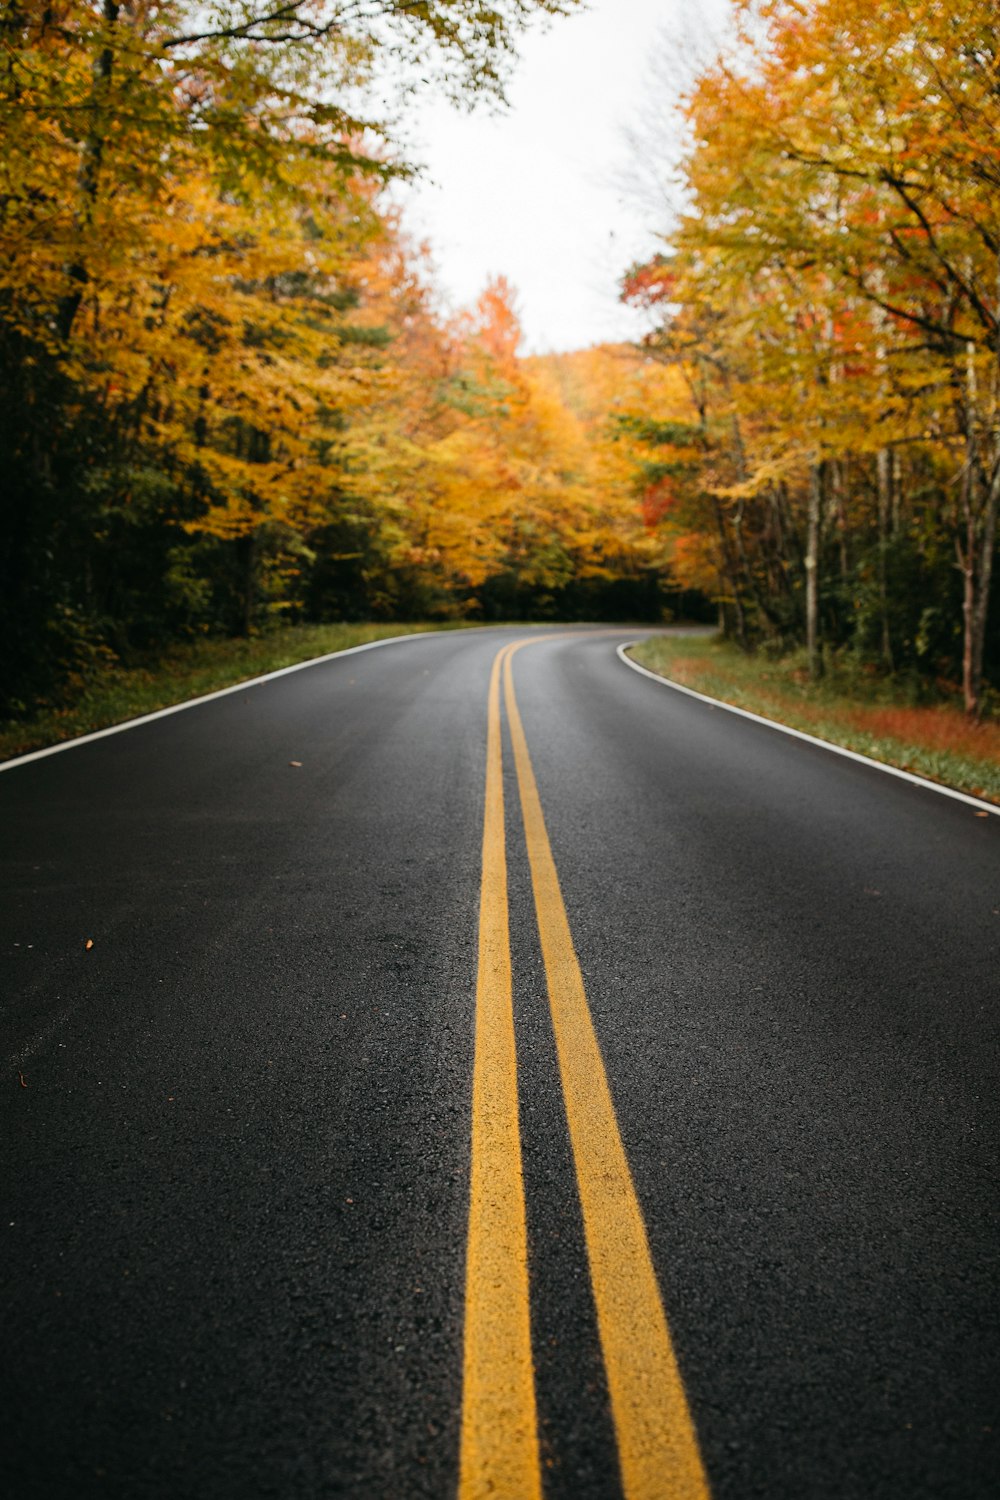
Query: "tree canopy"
1 0 997 718
622 0 1000 712
6 0 680 714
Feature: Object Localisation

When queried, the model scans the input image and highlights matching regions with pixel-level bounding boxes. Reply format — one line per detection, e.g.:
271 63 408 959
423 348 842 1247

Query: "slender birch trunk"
957 312 1000 717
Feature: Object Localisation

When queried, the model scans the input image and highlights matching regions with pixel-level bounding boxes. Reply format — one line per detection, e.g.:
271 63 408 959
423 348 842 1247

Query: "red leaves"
641 478 678 529
621 258 677 310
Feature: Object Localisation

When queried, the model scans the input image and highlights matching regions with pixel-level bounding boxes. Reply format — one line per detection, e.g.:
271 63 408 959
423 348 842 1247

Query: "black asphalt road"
2 627 998 1499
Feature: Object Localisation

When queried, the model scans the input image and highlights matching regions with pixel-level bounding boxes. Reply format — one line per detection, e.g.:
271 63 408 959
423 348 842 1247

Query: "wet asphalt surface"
2 626 998 1498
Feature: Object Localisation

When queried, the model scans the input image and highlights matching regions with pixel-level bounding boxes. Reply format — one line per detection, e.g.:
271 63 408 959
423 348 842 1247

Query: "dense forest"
4 0 663 716
1 0 998 718
625 0 1000 715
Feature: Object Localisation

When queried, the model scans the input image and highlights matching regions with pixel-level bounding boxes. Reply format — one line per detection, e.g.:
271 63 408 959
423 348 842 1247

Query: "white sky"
394 0 730 354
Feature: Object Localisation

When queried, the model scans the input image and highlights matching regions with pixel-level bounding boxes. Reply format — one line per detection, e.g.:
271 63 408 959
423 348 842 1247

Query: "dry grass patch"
840 704 1000 764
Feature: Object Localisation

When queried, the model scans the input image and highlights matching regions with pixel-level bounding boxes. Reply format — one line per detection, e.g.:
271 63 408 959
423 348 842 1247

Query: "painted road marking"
618 643 1000 819
0 633 460 773
458 643 541 1500
503 641 710 1500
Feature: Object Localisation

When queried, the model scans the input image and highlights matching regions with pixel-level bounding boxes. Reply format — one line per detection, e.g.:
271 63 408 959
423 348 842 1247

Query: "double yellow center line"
459 640 709 1500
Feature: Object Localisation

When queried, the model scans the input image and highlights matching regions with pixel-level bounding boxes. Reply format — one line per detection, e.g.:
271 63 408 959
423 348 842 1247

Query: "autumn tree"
625 0 1000 710
0 0 583 707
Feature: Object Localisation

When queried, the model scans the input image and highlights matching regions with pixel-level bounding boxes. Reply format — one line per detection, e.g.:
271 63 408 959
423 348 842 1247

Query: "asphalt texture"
2 626 998 1499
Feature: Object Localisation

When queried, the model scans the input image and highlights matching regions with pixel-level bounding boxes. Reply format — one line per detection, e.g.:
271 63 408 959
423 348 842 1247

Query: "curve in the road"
618 643 1000 818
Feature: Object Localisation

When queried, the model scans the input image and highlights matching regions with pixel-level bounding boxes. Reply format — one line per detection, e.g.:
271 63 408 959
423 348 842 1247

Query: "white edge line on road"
0 631 447 774
617 642 1000 819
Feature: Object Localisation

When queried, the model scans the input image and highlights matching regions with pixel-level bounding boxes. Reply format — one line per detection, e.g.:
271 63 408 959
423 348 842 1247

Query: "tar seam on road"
458 643 542 1500
617 643 1000 818
459 638 710 1500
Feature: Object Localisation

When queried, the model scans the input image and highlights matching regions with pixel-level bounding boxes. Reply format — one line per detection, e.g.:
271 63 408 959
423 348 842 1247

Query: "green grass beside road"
630 635 1000 806
0 621 475 764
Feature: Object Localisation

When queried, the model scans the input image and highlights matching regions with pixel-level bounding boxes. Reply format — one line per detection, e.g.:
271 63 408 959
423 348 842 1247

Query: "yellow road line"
458 643 542 1500
503 645 710 1500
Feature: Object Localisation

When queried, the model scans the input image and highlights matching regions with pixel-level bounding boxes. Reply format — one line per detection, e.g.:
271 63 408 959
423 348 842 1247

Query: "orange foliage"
841 707 1000 766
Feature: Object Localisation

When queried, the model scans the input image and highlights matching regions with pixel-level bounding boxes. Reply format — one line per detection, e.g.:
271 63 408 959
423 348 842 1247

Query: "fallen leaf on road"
85 938 94 950
975 812 989 818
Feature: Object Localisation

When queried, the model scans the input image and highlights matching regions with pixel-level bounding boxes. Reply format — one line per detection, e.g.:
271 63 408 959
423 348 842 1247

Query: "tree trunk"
971 460 999 706
961 454 1000 717
711 496 747 648
957 322 999 717
241 531 256 638
806 463 823 679
695 366 747 649
876 446 894 669
724 384 779 636
57 0 119 341
832 457 849 589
